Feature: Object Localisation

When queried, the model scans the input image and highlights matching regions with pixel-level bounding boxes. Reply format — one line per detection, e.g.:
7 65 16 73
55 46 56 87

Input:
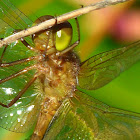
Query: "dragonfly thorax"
37 52 80 99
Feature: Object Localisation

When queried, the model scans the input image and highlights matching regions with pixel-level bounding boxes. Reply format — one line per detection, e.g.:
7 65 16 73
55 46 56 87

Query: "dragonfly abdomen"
30 96 61 140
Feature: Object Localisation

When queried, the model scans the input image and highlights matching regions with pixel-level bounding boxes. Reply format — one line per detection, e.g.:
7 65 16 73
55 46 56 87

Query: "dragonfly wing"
44 91 140 140
0 0 33 45
78 41 140 90
0 0 32 30
0 92 41 133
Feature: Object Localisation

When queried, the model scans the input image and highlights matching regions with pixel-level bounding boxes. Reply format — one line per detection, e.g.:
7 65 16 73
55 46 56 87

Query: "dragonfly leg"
0 76 37 108
20 37 37 52
80 5 84 8
0 56 37 67
59 18 80 55
44 30 51 55
54 15 58 25
0 34 37 67
0 65 36 84
13 29 37 52
0 44 8 64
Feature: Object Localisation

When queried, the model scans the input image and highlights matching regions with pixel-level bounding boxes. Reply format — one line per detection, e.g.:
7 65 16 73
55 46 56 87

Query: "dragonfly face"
0 0 140 140
32 15 73 53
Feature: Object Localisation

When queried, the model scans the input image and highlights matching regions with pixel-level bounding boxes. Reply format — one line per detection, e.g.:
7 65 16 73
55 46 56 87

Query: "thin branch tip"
0 0 131 48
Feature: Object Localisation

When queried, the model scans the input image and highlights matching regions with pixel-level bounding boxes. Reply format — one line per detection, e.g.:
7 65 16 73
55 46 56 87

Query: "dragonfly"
0 0 140 140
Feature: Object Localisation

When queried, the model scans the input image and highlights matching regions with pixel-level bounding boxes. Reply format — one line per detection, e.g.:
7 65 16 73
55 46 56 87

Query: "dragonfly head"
32 15 73 55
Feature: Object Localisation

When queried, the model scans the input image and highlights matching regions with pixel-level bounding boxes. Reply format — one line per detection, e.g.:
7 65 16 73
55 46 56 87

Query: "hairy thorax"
37 51 80 100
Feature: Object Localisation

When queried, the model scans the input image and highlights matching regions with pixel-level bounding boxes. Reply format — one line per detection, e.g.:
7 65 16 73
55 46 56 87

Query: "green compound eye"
55 22 72 51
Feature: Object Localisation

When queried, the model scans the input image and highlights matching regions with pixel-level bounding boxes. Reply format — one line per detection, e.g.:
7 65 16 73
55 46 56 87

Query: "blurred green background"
0 0 140 139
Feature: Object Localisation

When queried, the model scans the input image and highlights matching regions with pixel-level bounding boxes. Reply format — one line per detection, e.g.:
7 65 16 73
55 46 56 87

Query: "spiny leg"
20 37 37 52
0 56 37 67
59 18 80 55
0 38 36 67
0 44 8 64
0 65 36 84
0 75 37 108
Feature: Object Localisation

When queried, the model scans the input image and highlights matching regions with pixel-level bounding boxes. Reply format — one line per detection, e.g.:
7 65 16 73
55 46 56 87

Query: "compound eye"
55 22 72 51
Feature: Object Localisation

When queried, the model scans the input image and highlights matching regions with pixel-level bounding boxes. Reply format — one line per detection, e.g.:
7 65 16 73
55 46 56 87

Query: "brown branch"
0 0 131 48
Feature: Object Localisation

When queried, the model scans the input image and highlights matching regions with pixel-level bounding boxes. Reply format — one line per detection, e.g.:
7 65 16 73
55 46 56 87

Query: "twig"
0 0 131 48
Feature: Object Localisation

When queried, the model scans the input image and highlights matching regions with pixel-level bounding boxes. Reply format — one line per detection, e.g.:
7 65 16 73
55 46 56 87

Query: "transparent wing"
0 0 32 29
78 41 140 90
0 90 41 132
0 0 33 44
44 91 140 140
